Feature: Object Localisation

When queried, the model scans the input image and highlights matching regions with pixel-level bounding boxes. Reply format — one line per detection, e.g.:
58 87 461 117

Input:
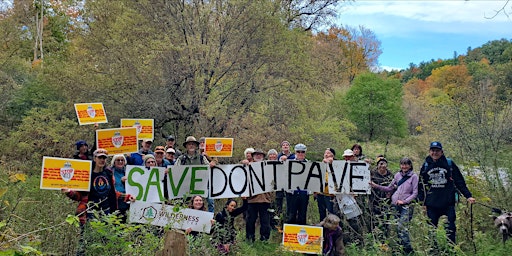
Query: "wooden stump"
156 229 188 256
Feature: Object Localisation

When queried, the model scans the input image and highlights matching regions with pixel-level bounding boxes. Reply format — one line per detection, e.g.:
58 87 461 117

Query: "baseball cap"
429 141 443 150
166 148 176 154
154 146 165 153
342 149 354 157
167 135 175 141
93 149 108 157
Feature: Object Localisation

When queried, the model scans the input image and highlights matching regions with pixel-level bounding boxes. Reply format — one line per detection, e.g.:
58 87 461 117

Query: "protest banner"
96 127 138 155
204 137 233 157
129 201 214 233
126 165 209 202
40 157 92 191
120 118 154 140
282 224 323 254
327 160 371 194
74 103 108 125
126 161 370 202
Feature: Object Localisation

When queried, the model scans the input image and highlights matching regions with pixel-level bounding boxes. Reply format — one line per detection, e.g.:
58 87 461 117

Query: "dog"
318 214 345 256
493 212 512 243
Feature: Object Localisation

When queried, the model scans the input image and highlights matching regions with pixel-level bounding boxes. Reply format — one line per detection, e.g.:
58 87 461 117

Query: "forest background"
0 0 512 255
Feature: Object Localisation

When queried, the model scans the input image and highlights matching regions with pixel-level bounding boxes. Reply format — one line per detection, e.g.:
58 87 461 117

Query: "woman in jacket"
370 157 418 254
212 198 248 254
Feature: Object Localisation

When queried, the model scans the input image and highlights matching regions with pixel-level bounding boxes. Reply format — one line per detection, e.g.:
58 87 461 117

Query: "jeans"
395 205 414 252
286 192 309 225
316 194 334 221
246 203 271 241
426 205 457 244
207 198 215 213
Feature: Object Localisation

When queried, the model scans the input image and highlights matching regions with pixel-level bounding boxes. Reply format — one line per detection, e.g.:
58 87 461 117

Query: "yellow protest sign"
120 119 154 140
40 157 92 191
204 138 233 157
96 127 138 155
74 103 108 125
282 224 323 254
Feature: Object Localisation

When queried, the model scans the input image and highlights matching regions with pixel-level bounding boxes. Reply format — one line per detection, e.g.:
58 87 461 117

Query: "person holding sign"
370 157 418 254
185 196 215 237
246 149 272 242
212 198 248 254
63 149 135 224
62 149 135 256
278 141 295 161
176 136 213 167
285 143 310 225
315 148 336 222
110 154 130 223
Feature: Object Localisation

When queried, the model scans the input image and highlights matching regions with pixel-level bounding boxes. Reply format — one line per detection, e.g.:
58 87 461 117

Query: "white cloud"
337 1 512 37
339 1 512 23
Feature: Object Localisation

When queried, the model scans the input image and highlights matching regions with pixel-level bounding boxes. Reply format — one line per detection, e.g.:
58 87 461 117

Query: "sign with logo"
74 103 108 125
282 224 323 254
120 119 154 140
96 127 138 155
129 201 214 233
40 157 92 191
204 137 233 157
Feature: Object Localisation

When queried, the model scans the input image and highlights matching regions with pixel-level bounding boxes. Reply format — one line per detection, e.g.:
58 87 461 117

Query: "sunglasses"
296 151 306 153
115 159 125 162
147 160 156 163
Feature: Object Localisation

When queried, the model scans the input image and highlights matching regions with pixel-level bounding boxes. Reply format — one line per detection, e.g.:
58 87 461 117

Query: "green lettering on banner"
190 166 207 194
144 168 165 202
168 167 189 196
127 167 144 200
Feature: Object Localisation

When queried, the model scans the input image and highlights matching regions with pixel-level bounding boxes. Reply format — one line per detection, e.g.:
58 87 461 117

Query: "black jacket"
418 155 472 208
212 199 248 244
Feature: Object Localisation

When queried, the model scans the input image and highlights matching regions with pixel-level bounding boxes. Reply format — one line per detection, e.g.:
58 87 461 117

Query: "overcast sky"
335 0 512 70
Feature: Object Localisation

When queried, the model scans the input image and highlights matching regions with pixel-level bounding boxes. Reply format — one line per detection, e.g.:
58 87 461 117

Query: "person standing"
315 148 336 222
285 143 309 225
127 139 154 165
371 157 418 254
245 149 272 242
165 135 182 158
418 141 475 244
278 141 295 161
369 156 394 236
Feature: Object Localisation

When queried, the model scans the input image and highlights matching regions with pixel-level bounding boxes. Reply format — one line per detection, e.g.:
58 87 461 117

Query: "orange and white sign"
120 119 154 140
204 138 233 157
40 157 92 191
96 127 138 155
74 103 108 125
282 224 323 254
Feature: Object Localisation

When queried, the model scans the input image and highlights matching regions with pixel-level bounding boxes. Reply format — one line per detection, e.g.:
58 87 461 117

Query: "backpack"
179 154 205 165
422 157 460 203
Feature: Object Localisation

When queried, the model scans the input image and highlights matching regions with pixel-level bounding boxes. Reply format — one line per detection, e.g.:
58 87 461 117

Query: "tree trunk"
155 229 189 256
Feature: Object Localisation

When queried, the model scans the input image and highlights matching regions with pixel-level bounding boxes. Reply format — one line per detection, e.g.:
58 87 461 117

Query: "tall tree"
343 73 407 141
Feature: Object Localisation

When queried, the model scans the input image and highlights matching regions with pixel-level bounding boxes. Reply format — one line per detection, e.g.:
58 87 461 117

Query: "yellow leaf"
15 173 27 182
0 188 7 198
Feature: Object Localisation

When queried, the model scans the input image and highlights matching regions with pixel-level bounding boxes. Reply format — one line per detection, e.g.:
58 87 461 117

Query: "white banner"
129 201 214 233
126 160 370 202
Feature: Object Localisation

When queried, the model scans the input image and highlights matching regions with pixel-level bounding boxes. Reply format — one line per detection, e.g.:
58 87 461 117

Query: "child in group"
212 198 248 254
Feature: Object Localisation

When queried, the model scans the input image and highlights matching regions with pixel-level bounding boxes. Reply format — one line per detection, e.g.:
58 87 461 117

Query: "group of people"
66 136 476 255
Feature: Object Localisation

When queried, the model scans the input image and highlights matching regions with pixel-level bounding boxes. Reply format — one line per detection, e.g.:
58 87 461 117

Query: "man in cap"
127 139 154 165
165 135 182 158
154 146 171 167
165 148 176 165
285 143 310 225
418 141 475 245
